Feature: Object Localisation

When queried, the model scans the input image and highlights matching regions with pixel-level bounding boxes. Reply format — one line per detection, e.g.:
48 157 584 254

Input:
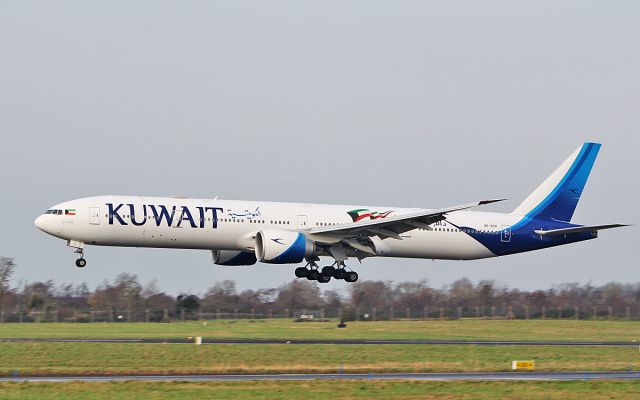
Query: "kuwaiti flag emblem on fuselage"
65 209 76 215
347 209 393 222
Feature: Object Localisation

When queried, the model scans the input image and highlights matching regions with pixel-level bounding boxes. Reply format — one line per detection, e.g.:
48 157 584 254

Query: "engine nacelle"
211 250 257 266
255 230 314 264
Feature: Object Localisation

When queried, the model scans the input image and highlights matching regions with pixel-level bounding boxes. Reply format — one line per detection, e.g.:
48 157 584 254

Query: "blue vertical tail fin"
512 142 601 222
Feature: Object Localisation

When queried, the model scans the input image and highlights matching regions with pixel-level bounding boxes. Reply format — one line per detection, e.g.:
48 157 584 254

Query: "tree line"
1 257 639 322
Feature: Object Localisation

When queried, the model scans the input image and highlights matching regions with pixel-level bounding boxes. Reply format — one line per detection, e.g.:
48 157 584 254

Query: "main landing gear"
294 261 358 283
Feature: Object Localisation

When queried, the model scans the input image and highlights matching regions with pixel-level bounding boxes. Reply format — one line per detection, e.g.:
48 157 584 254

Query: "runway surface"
1 338 639 346
2 371 640 382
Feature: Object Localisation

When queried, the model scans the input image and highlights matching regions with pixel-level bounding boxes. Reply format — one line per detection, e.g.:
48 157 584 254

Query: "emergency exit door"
297 215 307 230
89 207 100 225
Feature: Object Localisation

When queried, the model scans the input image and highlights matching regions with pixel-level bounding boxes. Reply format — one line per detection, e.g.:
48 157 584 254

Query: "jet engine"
211 250 257 266
255 230 314 264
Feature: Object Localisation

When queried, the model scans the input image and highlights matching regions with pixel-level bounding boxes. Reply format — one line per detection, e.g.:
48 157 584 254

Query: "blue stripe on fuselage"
450 219 596 256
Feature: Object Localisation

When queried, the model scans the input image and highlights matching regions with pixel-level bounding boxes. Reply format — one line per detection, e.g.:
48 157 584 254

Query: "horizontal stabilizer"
534 224 630 236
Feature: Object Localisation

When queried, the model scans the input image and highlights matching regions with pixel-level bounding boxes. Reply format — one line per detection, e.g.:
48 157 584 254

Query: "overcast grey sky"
1 1 638 295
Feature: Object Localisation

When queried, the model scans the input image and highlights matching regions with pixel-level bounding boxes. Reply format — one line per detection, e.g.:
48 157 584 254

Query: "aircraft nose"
34 214 58 235
34 215 46 231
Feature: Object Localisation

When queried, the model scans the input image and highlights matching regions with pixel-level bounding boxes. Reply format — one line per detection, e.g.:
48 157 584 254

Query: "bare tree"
0 257 16 312
275 280 322 311
142 279 161 298
202 280 239 311
322 289 343 315
350 280 394 312
448 278 475 310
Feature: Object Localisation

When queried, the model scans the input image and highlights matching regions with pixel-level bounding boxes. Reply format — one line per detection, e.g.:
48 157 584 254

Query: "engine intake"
211 250 257 266
255 230 314 264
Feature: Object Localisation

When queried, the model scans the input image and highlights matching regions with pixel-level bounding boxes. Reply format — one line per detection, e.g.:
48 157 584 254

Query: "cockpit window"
45 209 63 215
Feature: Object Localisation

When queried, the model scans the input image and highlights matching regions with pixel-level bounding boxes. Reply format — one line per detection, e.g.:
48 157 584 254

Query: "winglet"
479 198 508 206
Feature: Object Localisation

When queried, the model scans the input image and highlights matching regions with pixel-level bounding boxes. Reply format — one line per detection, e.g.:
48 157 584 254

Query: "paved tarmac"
1 338 639 346
2 371 640 382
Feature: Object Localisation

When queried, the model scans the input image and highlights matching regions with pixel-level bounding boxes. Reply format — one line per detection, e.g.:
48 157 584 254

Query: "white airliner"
35 142 627 283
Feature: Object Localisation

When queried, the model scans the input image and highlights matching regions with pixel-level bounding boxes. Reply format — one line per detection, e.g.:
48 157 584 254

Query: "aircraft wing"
307 199 506 242
534 224 630 236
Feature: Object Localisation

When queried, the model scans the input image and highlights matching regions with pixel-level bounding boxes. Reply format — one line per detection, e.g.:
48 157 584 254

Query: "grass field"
1 342 639 376
1 321 639 399
1 381 640 400
1 319 639 342
1 320 639 376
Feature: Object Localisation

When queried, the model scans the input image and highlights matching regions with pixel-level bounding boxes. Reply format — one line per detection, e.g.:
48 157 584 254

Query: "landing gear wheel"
75 258 87 268
295 267 308 278
334 269 346 280
306 269 320 280
321 266 336 277
344 271 358 283
317 274 331 283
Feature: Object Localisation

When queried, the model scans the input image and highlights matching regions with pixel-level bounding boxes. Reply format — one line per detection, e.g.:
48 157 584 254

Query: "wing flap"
307 199 506 242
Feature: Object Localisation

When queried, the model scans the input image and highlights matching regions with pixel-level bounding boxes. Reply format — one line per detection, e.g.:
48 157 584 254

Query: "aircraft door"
297 215 307 230
89 207 100 225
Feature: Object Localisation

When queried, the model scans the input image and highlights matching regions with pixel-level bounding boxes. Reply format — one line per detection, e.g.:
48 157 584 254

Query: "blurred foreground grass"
1 380 640 400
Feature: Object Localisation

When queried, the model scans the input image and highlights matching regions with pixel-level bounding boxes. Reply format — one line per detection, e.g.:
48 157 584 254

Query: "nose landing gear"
69 242 86 268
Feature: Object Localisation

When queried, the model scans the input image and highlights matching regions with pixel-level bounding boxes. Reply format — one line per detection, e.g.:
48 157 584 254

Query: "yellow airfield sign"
511 360 536 370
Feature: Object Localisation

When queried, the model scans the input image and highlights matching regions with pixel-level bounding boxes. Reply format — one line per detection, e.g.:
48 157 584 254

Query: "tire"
334 269 346 280
306 269 320 280
75 258 86 268
318 274 331 283
345 271 358 283
321 266 336 277
294 267 308 278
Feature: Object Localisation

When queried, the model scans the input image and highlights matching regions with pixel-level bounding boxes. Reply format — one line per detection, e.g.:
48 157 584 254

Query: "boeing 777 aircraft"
35 142 627 283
